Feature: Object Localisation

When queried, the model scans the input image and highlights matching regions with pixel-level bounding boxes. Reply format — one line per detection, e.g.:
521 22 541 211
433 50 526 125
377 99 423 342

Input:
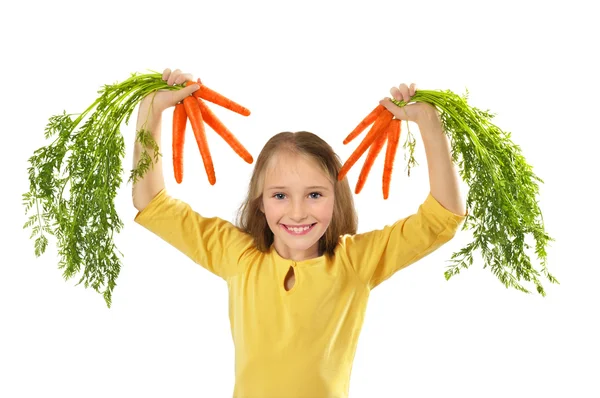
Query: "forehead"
264 153 332 188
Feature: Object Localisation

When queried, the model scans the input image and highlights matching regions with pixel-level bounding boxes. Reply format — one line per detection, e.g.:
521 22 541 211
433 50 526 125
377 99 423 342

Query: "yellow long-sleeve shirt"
134 189 466 397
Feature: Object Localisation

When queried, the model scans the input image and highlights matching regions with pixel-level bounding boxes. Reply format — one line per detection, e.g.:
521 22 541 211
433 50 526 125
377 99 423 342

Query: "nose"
288 198 308 222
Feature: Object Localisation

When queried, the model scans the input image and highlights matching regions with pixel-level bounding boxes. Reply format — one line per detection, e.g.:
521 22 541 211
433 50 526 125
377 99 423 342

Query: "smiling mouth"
282 223 317 235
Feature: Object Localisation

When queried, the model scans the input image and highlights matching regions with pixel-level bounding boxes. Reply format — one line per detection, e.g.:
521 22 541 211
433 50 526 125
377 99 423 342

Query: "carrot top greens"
23 71 179 308
390 89 558 296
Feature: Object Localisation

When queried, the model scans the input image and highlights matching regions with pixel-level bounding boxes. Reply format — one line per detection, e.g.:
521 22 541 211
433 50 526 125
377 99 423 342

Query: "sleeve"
133 188 255 279
339 192 467 290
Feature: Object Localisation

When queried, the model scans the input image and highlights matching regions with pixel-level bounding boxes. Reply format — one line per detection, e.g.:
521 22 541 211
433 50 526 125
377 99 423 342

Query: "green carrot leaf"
391 90 558 296
23 72 181 308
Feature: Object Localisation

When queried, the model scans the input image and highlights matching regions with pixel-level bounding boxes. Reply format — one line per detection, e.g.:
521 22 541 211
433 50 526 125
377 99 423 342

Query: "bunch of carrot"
337 89 559 297
173 79 253 185
23 70 259 308
337 104 401 199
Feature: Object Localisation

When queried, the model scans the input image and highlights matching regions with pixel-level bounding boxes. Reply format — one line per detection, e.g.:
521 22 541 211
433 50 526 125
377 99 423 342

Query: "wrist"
415 106 441 128
415 109 446 142
139 95 164 118
136 97 163 134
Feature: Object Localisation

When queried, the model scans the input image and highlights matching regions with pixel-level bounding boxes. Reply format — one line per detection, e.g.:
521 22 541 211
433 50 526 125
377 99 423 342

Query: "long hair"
235 131 358 259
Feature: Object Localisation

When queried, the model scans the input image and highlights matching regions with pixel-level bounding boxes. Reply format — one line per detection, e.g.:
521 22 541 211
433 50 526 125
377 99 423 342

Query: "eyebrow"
267 185 330 191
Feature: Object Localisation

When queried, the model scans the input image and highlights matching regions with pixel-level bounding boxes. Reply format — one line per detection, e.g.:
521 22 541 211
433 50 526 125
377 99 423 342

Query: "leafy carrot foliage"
23 72 180 307
392 90 558 296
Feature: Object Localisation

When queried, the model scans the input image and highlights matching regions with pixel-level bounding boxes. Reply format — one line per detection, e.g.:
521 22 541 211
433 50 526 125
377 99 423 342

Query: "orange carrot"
186 80 251 117
172 102 187 184
338 109 394 181
343 104 386 145
183 96 216 185
355 127 388 194
382 119 402 199
196 98 253 164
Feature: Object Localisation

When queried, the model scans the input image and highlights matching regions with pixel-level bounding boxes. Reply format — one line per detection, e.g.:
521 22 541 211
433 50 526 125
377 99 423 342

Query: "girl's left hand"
379 82 438 124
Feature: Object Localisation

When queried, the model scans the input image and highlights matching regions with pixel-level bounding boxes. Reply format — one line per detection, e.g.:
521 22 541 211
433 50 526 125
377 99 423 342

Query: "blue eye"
272 192 322 200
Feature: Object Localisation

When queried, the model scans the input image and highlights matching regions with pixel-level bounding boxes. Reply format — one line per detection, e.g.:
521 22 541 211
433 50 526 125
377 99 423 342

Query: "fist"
140 68 200 114
379 82 437 124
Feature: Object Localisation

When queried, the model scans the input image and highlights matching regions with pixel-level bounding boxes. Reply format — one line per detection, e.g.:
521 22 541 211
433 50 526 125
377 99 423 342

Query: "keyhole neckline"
283 265 296 292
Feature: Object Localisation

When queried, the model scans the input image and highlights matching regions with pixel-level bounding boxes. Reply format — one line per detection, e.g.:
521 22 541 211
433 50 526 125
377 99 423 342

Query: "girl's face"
261 153 335 261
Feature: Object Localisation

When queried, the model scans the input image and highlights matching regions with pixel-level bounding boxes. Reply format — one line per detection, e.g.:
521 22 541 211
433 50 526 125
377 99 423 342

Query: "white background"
1 0 598 397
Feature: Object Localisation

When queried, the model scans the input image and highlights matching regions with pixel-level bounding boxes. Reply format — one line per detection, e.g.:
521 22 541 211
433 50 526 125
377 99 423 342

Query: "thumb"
379 97 418 122
174 83 200 103
379 97 398 114
379 97 406 120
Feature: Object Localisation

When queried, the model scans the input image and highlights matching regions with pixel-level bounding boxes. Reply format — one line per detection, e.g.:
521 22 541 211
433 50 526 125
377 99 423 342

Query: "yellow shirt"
134 189 466 397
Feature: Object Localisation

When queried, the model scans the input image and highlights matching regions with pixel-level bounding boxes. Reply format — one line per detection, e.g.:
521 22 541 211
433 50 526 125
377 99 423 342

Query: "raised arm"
379 83 467 216
132 68 199 211
414 108 466 216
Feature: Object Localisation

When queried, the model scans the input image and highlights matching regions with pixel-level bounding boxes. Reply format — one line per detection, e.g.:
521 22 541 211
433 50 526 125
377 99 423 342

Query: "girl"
132 68 467 397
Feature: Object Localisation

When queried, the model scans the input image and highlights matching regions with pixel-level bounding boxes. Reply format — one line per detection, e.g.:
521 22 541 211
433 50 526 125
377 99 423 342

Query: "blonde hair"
235 131 358 259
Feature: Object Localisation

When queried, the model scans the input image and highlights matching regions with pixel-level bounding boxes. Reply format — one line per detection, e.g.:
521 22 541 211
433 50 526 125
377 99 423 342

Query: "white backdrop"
2 0 598 397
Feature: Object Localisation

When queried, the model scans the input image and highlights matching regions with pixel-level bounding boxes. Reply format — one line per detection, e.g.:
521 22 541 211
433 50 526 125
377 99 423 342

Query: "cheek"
263 203 281 224
318 200 335 224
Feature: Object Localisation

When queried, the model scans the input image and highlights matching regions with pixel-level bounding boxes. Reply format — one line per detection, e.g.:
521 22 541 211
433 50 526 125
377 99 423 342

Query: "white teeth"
286 224 312 232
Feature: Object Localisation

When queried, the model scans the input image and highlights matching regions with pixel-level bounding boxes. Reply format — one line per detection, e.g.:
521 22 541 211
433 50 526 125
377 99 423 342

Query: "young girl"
132 68 467 397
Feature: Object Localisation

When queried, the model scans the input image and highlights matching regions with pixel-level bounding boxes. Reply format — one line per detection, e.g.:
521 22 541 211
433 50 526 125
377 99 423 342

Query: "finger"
398 83 410 102
379 97 423 123
162 68 171 81
379 97 403 119
167 69 181 85
409 83 417 97
167 69 182 86
174 83 200 103
390 87 402 101
174 73 193 85
380 97 413 121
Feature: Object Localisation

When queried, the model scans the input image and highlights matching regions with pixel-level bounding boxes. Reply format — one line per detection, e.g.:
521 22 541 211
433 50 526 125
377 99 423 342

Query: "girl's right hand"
140 68 200 114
